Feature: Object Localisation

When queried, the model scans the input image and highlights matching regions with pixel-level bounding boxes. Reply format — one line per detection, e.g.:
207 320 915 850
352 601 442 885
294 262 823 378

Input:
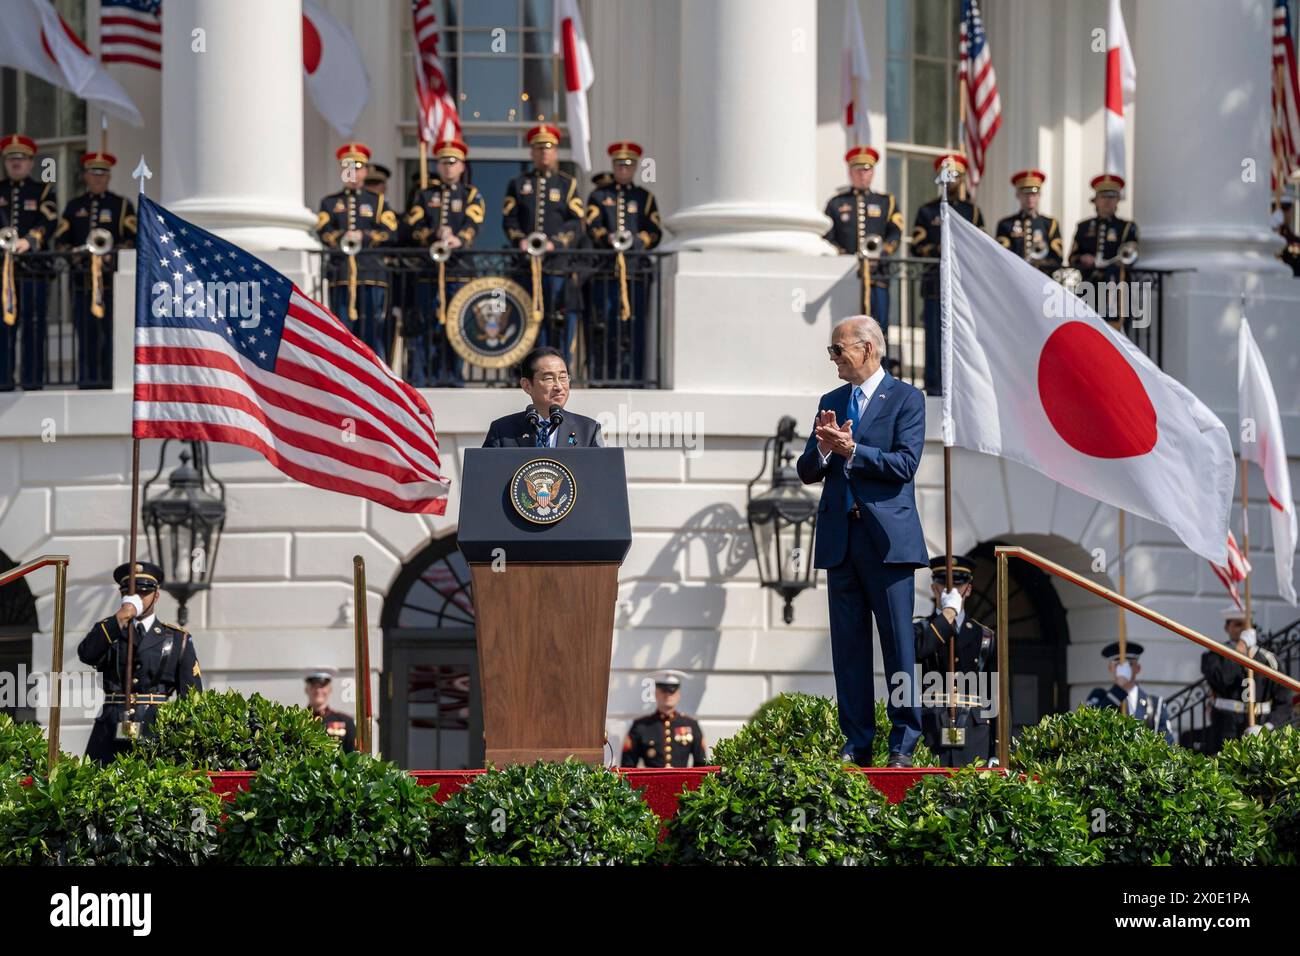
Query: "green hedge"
136 689 340 770
1216 726 1300 864
0 755 222 865
664 755 891 865
219 751 439 865
1011 707 1265 865
712 693 937 767
432 760 661 865
884 769 1102 865
0 714 50 780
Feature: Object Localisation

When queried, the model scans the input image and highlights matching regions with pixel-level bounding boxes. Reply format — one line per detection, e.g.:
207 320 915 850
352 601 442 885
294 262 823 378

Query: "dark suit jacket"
796 371 929 570
482 408 603 448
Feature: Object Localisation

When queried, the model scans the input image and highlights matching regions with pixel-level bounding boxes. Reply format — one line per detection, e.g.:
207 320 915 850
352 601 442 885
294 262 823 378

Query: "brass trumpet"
86 227 114 256
339 233 362 256
524 231 549 257
610 228 634 252
857 233 883 260
429 239 452 263
1096 240 1138 268
1052 267 1083 292
0 226 20 252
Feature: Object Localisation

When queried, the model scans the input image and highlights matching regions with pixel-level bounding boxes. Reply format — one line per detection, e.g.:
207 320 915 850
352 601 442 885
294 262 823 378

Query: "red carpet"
207 766 980 819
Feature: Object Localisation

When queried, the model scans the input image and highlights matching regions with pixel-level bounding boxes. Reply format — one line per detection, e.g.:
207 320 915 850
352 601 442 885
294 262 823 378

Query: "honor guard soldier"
0 134 58 391
305 669 356 754
911 153 984 396
913 556 997 766
1200 607 1291 754
401 139 485 386
1068 174 1140 323
1082 641 1174 745
584 141 661 383
1274 194 1300 277
995 169 1063 274
52 151 137 389
502 124 586 367
824 146 903 331
620 670 708 768
77 562 203 765
315 142 400 362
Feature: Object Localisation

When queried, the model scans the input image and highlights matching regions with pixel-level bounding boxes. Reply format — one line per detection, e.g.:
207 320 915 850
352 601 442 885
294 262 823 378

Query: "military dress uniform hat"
335 142 371 165
607 141 643 163
1 134 37 158
305 668 336 685
1011 169 1047 192
113 561 165 594
81 151 117 171
1090 173 1125 197
928 554 975 586
527 124 562 147
652 669 686 690
934 153 969 175
1220 605 1249 622
845 146 879 168
366 162 392 183
1100 641 1145 659
433 139 469 161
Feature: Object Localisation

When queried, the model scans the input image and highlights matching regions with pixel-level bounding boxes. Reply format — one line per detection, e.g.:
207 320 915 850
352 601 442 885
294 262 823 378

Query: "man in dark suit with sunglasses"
797 315 929 767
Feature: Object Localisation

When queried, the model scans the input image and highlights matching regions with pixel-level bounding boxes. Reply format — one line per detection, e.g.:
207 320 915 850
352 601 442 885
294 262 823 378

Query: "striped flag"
1273 0 1300 192
100 0 162 71
554 0 594 172
411 0 460 145
1103 0 1136 177
132 194 450 515
958 0 1001 185
1209 531 1252 610
841 0 872 149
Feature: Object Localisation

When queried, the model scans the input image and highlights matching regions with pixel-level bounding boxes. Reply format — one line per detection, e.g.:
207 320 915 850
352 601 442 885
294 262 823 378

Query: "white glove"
1244 724 1265 737
940 589 963 613
1240 627 1258 650
1114 661 1134 683
120 594 143 617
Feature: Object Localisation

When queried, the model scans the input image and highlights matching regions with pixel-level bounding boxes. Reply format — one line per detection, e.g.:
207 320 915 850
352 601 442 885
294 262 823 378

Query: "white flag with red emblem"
841 0 872 148
1239 316 1297 605
940 203 1234 565
1104 0 1136 176
0 0 141 126
554 0 594 172
302 0 370 139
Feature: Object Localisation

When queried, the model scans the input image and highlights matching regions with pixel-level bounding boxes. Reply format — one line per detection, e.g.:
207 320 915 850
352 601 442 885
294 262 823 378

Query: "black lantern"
746 416 819 624
141 441 227 627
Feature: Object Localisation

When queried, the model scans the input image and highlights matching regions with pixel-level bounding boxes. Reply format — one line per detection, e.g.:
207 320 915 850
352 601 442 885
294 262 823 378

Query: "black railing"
309 248 667 389
0 250 121 391
1166 617 1300 753
858 258 1170 395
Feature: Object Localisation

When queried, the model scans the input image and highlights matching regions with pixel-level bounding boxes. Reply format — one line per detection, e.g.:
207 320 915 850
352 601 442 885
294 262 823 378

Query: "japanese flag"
554 0 594 172
302 0 371 139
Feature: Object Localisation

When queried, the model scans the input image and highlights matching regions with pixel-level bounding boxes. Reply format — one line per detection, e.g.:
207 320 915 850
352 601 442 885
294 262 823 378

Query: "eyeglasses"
826 340 868 357
533 372 570 385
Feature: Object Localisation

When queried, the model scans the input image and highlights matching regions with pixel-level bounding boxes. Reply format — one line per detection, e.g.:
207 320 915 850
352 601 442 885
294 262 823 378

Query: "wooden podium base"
470 561 618 766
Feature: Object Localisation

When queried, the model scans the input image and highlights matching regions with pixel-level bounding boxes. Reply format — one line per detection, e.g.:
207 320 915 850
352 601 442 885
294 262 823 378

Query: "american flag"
411 0 461 145
132 194 451 515
958 0 1001 185
1209 530 1252 610
100 0 162 71
1272 0 1300 192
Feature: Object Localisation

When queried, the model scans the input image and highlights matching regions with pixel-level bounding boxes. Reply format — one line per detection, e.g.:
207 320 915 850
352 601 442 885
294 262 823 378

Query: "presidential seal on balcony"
445 275 540 369
510 458 577 524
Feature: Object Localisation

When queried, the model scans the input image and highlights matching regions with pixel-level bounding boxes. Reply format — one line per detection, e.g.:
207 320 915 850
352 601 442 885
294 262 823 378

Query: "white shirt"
1126 684 1140 712
820 364 888 467
134 612 156 634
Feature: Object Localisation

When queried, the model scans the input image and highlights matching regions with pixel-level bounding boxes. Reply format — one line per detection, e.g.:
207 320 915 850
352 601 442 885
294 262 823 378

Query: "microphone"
547 405 564 430
525 404 541 430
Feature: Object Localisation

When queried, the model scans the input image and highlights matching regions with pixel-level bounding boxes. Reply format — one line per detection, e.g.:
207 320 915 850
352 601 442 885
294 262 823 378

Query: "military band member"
52 151 136 389
913 555 996 766
1068 173 1140 324
1082 641 1174 745
620 670 708 768
401 139 485 387
315 142 400 362
502 125 586 367
305 669 356 754
1201 607 1291 754
584 141 661 383
995 169 1063 274
824 146 903 331
0 134 58 391
911 153 984 396
77 562 203 765
364 163 394 203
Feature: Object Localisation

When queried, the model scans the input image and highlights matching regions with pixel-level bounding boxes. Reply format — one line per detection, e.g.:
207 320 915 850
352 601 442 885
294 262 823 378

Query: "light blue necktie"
844 385 864 512
535 422 550 448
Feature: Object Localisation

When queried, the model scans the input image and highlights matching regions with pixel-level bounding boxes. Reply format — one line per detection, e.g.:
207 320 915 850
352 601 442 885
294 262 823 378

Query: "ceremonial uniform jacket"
995 212 1064 272
620 709 707 768
583 181 662 251
1202 644 1291 727
402 179 485 249
1083 683 1174 744
914 611 996 727
77 614 203 763
502 168 585 248
1068 215 1139 282
53 190 137 276
911 198 983 297
1279 225 1300 277
824 187 904 286
315 186 399 282
0 176 58 258
313 707 357 754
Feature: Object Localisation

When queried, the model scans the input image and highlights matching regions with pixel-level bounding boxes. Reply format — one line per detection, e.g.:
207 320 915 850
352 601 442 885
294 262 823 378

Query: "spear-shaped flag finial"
132 156 153 196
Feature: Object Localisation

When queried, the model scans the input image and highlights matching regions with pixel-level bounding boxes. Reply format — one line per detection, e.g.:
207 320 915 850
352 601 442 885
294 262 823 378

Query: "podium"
458 447 631 765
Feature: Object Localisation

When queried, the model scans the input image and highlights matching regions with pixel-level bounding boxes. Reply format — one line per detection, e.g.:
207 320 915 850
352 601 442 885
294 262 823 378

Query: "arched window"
382 536 474 630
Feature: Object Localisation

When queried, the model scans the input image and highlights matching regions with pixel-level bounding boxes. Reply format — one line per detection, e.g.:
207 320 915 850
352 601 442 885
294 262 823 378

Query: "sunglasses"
654 684 680 692
826 340 868 357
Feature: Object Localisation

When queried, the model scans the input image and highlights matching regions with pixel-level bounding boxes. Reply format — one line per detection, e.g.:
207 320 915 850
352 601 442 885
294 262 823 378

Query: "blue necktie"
844 386 864 512
535 422 550 448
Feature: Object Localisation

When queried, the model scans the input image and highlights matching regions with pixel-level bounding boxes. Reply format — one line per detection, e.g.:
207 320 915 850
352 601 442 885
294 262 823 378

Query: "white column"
663 0 831 254
1133 0 1285 272
160 0 316 250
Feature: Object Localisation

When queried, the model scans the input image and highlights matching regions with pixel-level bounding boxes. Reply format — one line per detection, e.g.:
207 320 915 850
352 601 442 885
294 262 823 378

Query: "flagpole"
419 140 429 191
939 170 958 747
1241 457 1257 728
1117 509 1128 715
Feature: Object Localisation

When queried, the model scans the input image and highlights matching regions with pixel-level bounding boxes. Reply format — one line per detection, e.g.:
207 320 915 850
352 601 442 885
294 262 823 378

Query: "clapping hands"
815 409 857 459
